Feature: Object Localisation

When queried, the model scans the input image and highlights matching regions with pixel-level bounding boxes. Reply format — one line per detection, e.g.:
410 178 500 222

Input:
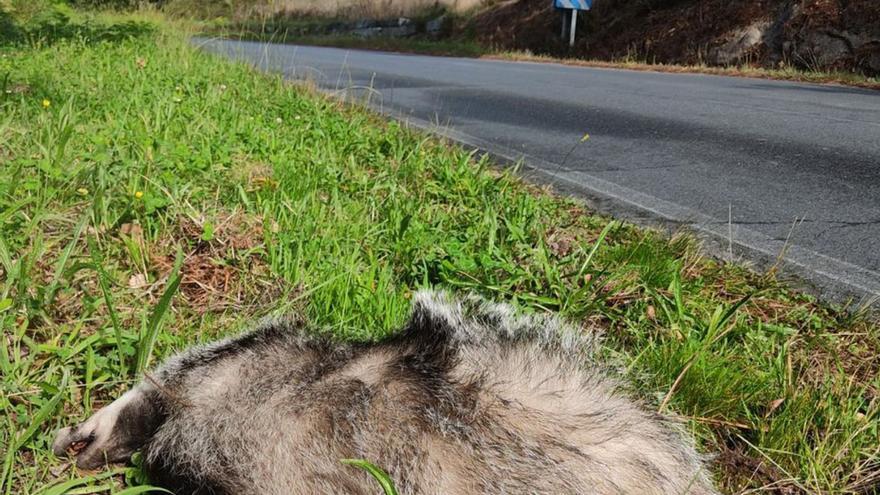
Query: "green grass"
206 15 487 57
1 11 878 495
258 33 487 58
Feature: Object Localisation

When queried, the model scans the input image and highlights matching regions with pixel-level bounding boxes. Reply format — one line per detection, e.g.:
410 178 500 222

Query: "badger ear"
407 290 461 335
403 289 505 346
394 290 465 362
405 290 600 360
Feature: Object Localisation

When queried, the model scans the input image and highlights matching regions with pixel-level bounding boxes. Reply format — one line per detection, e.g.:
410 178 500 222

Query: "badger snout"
52 424 104 470
52 388 163 470
51 426 76 457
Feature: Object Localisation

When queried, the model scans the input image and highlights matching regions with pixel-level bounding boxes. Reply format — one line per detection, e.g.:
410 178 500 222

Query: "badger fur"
54 290 718 494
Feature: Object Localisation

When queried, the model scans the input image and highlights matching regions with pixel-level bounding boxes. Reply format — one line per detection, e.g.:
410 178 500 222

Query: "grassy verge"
1 11 878 495
208 15 487 57
211 24 880 90
252 33 487 57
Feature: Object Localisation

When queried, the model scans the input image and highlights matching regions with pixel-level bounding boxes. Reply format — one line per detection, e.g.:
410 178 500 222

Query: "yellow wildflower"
134 191 144 199
77 188 89 195
42 99 51 108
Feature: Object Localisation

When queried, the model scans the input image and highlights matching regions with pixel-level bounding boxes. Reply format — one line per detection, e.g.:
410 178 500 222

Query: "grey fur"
54 290 718 494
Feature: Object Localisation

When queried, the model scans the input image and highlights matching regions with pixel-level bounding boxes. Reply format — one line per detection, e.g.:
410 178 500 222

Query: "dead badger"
54 290 718 494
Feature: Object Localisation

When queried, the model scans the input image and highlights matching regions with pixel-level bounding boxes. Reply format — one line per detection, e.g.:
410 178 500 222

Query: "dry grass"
487 52 880 91
150 210 285 313
274 0 484 17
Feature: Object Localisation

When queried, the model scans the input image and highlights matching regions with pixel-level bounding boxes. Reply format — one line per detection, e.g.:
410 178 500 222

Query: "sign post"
561 9 567 39
554 0 592 47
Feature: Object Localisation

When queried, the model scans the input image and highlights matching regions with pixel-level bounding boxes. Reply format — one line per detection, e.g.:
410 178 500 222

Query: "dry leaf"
49 462 71 477
766 398 785 417
120 223 144 240
128 273 148 289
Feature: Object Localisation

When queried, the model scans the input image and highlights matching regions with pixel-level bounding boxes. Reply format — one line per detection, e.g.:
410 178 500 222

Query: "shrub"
0 2 155 45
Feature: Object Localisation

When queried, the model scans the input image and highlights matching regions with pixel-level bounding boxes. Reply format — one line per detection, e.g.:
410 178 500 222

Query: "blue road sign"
554 0 591 9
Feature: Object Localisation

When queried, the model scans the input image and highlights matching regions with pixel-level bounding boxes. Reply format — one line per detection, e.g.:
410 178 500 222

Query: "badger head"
52 387 165 470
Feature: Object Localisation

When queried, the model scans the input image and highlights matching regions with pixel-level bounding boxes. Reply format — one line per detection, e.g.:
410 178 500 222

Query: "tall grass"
163 0 482 21
0 12 877 495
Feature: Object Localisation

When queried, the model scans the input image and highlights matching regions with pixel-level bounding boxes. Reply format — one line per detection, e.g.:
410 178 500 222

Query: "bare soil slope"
470 0 880 75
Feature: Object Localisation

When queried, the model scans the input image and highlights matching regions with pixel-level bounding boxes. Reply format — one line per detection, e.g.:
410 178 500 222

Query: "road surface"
197 38 880 304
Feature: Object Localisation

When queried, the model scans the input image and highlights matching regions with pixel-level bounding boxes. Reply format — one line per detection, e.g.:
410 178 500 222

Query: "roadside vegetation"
1 7 878 495
232 31 488 57
198 0 880 91
486 52 880 89
215 17 880 90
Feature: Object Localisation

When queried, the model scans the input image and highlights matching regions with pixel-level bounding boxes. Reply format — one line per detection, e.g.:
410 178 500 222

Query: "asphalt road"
197 38 880 304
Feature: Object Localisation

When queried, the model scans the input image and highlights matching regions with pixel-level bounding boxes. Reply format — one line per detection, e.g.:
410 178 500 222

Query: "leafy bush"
20 3 75 39
0 2 155 45
65 0 144 10
0 8 21 42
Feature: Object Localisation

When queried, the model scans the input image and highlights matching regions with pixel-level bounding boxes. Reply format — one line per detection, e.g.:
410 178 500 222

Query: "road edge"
372 106 880 310
192 37 880 311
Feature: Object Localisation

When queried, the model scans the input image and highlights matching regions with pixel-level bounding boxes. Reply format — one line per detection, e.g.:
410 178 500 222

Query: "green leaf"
1 370 70 493
110 486 174 495
35 478 92 495
200 221 214 242
14 369 68 451
576 220 616 279
88 235 127 378
34 470 123 495
136 246 184 374
44 213 89 308
340 459 399 495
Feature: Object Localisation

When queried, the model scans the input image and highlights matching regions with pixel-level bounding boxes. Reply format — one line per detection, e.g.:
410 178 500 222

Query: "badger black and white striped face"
53 387 165 470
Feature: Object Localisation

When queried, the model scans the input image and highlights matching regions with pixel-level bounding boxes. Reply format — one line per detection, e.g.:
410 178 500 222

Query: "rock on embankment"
321 15 450 39
469 0 880 76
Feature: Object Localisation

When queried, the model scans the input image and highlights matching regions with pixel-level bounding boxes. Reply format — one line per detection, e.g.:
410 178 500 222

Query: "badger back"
55 290 718 495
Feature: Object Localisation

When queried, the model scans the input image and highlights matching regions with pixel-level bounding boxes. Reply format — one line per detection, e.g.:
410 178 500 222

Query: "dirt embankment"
469 0 880 75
